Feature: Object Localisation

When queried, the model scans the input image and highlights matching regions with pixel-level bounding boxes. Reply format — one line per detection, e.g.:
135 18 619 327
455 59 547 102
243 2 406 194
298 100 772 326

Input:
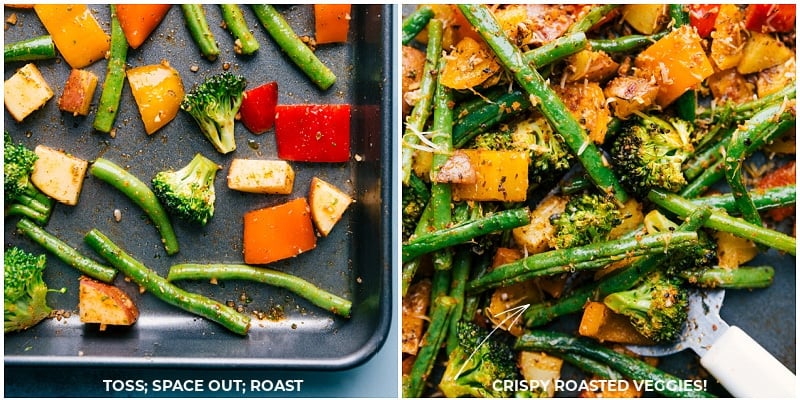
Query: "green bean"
403 207 531 263
567 4 619 33
167 263 351 318
4 35 55 63
516 331 714 397
93 5 128 134
468 231 699 293
402 18 443 185
458 4 629 205
220 4 259 56
690 185 796 215
588 31 668 53
445 247 471 355
251 4 336 90
89 158 179 255
648 189 796 255
402 5 434 45
16 218 117 283
181 4 220 61
680 266 775 289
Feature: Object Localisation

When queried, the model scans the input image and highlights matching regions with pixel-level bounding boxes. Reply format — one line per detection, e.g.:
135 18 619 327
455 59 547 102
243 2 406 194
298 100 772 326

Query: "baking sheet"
4 4 393 369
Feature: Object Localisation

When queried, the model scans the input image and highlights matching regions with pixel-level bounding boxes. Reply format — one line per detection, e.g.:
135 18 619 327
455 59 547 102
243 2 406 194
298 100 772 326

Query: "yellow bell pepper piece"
126 60 185 135
34 4 110 69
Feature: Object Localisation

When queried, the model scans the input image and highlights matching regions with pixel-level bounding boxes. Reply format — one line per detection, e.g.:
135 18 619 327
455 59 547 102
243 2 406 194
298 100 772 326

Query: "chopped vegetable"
744 4 796 33
578 301 654 345
450 149 529 202
308 176 353 236
33 4 110 68
16 218 117 283
621 4 668 34
239 81 278 134
167 263 352 318
220 4 260 55
4 132 54 226
90 158 179 256
3 35 56 63
180 72 247 154
3 63 53 122
58 69 98 117
634 25 714 108
126 60 185 135
736 31 795 74
152 153 221 227
30 145 88 206
243 198 317 265
93 5 128 134
251 4 337 90
116 4 171 49
274 104 351 162
79 276 139 331
688 4 720 38
4 246 63 333
314 4 351 44
180 4 220 61
226 158 294 195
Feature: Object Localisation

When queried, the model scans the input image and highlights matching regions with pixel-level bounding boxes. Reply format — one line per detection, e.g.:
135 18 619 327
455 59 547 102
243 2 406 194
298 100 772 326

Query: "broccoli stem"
89 158 179 256
220 4 260 56
690 185 796 215
458 4 629 205
16 218 117 283
167 263 351 318
251 5 336 90
93 5 128 134
402 295 457 398
402 207 530 263
515 331 715 398
4 35 56 63
648 189 796 255
680 266 775 289
468 231 699 293
567 4 619 33
401 17 443 185
180 4 220 61
84 229 250 335
5 184 54 225
523 206 711 327
402 5 434 45
587 31 668 53
5 203 50 226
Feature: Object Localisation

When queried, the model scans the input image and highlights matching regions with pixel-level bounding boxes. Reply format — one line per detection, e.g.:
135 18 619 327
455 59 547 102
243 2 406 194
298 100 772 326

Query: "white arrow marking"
454 303 530 380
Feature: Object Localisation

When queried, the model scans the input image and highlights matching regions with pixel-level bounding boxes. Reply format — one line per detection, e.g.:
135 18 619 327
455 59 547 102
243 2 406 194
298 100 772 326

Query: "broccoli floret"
603 272 689 343
402 174 430 241
549 191 621 249
4 247 63 333
468 114 574 188
152 153 221 226
180 72 247 154
439 320 520 398
609 112 694 198
643 210 718 276
4 132 54 225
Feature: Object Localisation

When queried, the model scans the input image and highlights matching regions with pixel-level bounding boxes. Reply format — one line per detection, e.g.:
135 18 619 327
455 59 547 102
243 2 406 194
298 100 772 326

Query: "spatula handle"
700 325 795 398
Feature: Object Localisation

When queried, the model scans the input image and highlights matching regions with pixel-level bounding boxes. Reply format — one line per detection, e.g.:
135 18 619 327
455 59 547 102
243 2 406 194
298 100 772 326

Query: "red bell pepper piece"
688 4 720 38
757 160 796 222
274 104 351 162
744 4 796 33
239 81 278 134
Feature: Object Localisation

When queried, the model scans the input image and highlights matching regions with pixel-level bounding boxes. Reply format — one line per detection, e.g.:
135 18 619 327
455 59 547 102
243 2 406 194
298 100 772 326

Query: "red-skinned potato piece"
274 104 351 162
239 81 278 134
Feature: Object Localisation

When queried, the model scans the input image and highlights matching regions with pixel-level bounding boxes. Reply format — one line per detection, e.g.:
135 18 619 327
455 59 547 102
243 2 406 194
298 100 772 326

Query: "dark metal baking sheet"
4 4 393 369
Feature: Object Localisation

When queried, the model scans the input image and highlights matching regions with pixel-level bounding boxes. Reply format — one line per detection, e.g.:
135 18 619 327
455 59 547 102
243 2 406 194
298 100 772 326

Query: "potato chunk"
309 177 353 236
227 159 295 194
4 63 53 122
58 69 98 116
30 145 88 206
79 277 139 331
